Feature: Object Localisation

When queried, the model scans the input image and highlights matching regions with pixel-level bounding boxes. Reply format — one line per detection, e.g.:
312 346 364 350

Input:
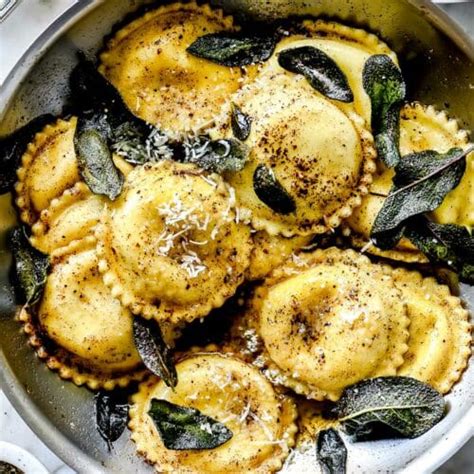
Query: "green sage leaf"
0 114 55 194
278 46 353 102
363 54 406 167
253 164 296 215
316 429 347 474
333 376 445 441
187 33 277 67
231 103 252 141
183 136 249 174
371 147 469 249
148 399 233 450
405 217 474 284
133 318 177 388
95 389 129 449
74 114 124 200
9 227 50 305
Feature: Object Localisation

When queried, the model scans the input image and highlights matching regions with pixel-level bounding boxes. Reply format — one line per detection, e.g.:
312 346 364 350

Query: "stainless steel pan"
0 1 472 472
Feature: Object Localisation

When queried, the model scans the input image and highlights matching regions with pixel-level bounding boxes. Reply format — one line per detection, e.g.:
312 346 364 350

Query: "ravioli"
96 160 252 324
392 268 471 394
261 19 398 124
99 2 242 135
29 182 105 258
345 102 473 261
19 247 148 390
129 352 297 473
15 117 81 225
220 73 376 236
246 231 313 281
252 247 409 400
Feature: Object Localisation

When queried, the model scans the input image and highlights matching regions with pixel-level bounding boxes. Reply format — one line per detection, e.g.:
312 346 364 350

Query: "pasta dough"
96 160 252 324
129 352 297 473
99 2 242 135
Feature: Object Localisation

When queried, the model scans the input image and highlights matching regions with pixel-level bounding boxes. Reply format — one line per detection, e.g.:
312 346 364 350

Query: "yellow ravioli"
221 73 376 237
392 268 471 394
253 247 409 400
129 352 297 473
15 117 80 225
99 2 242 135
19 247 147 390
96 160 252 324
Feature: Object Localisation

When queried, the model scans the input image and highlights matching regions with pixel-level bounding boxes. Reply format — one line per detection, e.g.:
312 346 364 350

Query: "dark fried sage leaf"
317 429 347 474
278 46 353 102
405 217 474 284
95 389 129 449
133 318 177 388
148 399 233 450
333 376 445 440
0 114 55 194
371 147 468 249
74 114 124 200
231 103 252 141
363 54 406 167
253 164 296 215
187 33 277 66
183 136 248 174
9 227 50 305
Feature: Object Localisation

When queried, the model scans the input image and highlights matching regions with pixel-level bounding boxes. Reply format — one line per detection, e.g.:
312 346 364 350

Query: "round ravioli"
221 73 376 237
129 352 297 473
99 2 242 135
20 247 148 390
391 268 471 394
261 19 398 124
96 160 252 324
29 182 105 258
253 247 409 400
15 117 81 225
246 231 313 281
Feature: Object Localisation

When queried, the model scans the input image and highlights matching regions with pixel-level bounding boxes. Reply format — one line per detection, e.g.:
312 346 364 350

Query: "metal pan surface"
0 1 472 472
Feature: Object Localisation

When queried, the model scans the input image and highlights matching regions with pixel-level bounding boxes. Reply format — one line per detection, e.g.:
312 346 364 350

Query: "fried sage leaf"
405 217 474 284
10 227 50 305
363 54 406 167
95 389 129 449
133 318 177 388
0 114 55 194
231 103 252 141
74 114 124 200
333 376 445 441
183 136 249 174
187 32 277 67
278 46 353 102
316 429 347 474
371 147 468 249
253 164 296 215
148 399 233 450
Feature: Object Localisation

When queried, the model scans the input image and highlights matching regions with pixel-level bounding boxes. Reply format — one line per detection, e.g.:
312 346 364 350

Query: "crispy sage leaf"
183 136 249 174
316 429 347 474
74 114 124 200
187 32 277 66
333 376 445 441
231 103 252 141
371 147 469 249
9 227 50 305
405 217 474 284
133 318 177 388
253 164 296 215
363 54 406 167
0 114 55 194
278 46 353 102
95 389 129 449
148 399 233 450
